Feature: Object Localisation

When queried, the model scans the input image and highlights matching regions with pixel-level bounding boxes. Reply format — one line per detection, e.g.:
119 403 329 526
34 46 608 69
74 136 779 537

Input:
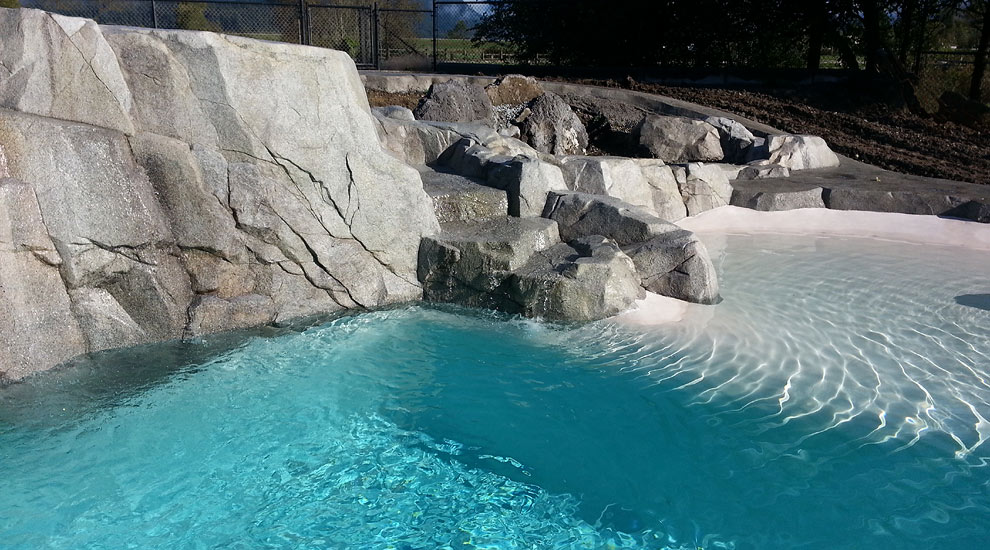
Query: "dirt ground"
573 78 990 186
368 81 990 185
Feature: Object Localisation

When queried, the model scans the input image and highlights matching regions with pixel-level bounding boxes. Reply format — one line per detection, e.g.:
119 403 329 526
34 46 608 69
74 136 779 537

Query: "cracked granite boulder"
636 115 723 163
543 191 720 304
0 10 440 381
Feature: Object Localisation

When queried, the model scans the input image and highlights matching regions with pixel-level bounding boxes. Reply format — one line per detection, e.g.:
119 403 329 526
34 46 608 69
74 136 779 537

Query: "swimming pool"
1 232 988 549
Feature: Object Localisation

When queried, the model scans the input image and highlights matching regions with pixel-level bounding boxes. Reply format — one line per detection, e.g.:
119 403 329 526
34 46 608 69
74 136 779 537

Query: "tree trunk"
806 0 826 71
898 0 918 64
971 1 990 101
862 0 882 72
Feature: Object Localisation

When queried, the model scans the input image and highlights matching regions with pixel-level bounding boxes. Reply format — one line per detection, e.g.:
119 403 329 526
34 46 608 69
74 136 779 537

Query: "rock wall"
0 9 439 382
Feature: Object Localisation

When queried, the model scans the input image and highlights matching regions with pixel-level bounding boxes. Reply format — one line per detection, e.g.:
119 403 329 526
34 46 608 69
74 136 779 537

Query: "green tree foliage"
177 2 219 32
0 0 20 9
446 20 472 40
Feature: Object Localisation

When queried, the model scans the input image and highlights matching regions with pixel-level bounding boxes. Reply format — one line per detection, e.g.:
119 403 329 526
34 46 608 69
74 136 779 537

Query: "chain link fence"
13 0 527 69
432 0 524 65
914 51 988 111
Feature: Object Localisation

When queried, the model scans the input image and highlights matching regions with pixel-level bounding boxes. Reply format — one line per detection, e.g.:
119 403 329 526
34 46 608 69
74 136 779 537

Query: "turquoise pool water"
1 234 988 549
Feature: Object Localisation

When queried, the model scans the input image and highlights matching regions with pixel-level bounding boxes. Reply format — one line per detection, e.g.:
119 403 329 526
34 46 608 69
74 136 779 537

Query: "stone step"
420 168 509 224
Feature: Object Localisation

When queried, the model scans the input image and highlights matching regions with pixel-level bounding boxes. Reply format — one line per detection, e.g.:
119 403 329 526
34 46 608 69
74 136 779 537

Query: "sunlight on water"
0 233 988 550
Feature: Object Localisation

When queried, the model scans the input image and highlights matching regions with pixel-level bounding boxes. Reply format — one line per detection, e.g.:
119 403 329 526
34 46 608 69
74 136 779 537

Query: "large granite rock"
418 217 560 310
705 116 757 163
543 191 674 245
731 183 825 211
672 163 734 215
509 236 644 321
414 79 494 125
418 217 643 321
420 169 508 224
438 138 567 217
543 191 720 304
763 135 840 170
0 8 134 135
622 233 720 305
636 115 723 163
558 156 686 221
519 92 589 156
0 11 441 381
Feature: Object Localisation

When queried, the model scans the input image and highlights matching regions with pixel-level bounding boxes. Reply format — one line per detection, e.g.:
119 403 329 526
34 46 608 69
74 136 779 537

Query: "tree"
970 0 989 100
446 20 471 40
0 0 20 9
177 2 218 32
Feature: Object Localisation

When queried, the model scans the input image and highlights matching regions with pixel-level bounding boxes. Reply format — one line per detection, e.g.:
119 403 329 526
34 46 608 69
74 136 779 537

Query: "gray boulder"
418 217 561 309
543 191 678 246
373 105 416 121
414 79 494 125
509 236 644 321
420 169 508 224
519 92 589 156
673 163 734 216
558 156 686 221
542 191 720 305
764 135 840 170
439 138 566 217
637 115 723 163
731 184 825 211
622 232 720 305
737 163 791 180
705 116 757 163
559 156 656 211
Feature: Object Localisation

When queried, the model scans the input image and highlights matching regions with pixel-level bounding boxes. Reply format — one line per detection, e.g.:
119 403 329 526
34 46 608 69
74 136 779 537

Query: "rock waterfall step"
419 168 509 224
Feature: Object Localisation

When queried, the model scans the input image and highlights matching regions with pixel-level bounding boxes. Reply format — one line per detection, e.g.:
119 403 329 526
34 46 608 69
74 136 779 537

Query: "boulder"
485 74 544 106
673 163 734 216
636 115 723 163
414 79 494 125
559 156 656 211
519 92 589 156
635 159 687 221
730 184 825 211
439 138 566 217
764 135 840 170
486 157 568 217
622 232 720 305
543 191 676 245
704 116 757 163
509 236 644 321
558 156 686 221
373 105 416 121
420 169 508 224
418 217 561 309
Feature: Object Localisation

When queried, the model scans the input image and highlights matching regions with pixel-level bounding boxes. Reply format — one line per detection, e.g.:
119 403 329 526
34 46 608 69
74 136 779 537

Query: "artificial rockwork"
0 8 439 381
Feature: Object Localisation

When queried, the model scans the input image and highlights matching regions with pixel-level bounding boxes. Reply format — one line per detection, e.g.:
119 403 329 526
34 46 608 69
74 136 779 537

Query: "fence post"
298 0 308 45
432 0 438 72
373 3 380 70
151 0 158 29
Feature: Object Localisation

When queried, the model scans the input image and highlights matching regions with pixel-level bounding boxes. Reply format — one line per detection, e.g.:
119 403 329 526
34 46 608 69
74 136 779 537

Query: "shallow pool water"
1 234 988 549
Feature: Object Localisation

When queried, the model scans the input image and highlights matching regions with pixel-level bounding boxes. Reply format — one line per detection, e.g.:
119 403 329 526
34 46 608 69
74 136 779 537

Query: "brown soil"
367 80 990 185
367 90 420 110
